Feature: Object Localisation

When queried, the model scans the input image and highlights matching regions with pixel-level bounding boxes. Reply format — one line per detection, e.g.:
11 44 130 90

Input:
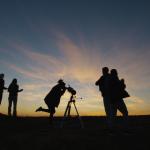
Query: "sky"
0 0 150 116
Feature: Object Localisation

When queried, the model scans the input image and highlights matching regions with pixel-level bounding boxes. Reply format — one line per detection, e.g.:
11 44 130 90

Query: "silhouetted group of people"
95 67 130 129
0 74 23 117
35 67 130 129
1 67 130 129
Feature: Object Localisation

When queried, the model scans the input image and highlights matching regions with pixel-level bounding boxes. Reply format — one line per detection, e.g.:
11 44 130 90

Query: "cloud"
5 32 150 90
9 64 46 80
1 32 150 115
56 34 101 83
3 33 101 84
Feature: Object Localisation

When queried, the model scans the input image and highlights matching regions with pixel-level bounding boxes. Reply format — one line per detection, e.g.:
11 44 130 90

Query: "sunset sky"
0 0 150 116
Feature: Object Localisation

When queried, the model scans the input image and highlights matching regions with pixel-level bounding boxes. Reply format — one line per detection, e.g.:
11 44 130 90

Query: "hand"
19 89 23 92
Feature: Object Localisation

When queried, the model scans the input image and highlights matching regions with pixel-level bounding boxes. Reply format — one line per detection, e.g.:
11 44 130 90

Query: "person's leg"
49 106 55 123
103 97 109 116
103 96 114 128
36 100 51 112
8 98 12 116
13 97 17 117
36 107 50 112
112 103 118 116
111 103 118 127
117 99 129 128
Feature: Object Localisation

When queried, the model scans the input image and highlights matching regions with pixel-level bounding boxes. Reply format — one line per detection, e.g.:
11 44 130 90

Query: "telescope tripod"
61 95 84 128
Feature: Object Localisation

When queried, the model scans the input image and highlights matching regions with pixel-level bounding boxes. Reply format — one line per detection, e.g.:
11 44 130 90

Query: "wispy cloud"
2 34 101 84
1 32 150 115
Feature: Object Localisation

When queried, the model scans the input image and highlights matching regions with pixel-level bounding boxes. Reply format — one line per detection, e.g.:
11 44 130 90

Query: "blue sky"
0 0 150 116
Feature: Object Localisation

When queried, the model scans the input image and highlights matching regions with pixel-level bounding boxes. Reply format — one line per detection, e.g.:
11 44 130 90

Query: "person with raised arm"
8 78 23 117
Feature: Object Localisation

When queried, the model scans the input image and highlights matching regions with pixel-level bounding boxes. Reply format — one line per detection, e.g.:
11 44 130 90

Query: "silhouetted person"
95 67 113 128
0 74 7 105
8 79 23 117
110 69 129 128
36 79 66 123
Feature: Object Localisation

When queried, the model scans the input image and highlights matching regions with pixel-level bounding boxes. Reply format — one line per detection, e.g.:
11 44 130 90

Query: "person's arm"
18 89 23 92
120 79 126 89
17 85 23 92
2 80 7 90
7 85 11 93
95 78 101 86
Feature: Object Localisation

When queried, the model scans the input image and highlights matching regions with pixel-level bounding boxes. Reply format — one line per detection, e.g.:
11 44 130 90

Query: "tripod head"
69 94 76 103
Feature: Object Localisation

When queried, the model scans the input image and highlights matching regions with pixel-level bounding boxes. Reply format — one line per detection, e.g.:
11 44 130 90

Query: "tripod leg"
73 102 84 129
67 105 71 117
60 101 70 128
64 104 69 117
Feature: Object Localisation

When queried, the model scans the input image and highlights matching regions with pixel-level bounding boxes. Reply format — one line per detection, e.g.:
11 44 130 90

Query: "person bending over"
36 79 66 123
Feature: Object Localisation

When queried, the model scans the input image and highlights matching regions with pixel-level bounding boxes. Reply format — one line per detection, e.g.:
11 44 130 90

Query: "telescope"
66 86 76 95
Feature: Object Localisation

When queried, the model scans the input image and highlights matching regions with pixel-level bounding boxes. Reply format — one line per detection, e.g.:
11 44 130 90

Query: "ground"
0 114 150 150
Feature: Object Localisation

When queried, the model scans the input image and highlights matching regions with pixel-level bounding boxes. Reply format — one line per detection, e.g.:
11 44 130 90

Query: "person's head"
57 79 66 87
0 73 4 79
12 78 17 84
110 69 118 76
120 78 124 83
102 67 109 75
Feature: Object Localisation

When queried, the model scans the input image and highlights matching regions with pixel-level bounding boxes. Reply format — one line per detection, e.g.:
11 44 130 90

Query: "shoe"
35 107 42 112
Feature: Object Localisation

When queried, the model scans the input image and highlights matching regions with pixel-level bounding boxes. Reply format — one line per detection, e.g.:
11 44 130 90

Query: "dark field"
0 114 150 150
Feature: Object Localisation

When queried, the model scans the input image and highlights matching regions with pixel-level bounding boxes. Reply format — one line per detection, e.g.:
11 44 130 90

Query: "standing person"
110 69 129 128
0 74 7 105
8 79 23 117
95 67 113 128
36 79 66 123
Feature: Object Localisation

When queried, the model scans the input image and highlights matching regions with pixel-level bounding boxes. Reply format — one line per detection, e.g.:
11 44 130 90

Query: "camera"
66 86 76 95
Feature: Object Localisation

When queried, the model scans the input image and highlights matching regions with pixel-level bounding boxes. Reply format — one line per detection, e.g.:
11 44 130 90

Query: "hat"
57 79 65 85
0 74 4 78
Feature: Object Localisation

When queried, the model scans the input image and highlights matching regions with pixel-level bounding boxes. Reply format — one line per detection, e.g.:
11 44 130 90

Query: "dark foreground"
0 114 150 150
